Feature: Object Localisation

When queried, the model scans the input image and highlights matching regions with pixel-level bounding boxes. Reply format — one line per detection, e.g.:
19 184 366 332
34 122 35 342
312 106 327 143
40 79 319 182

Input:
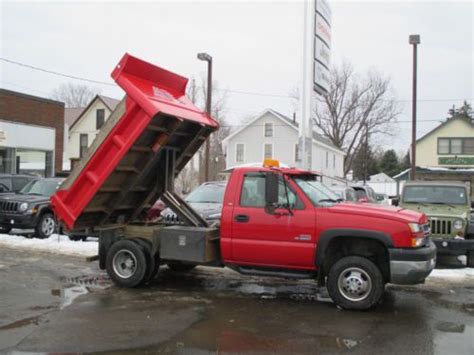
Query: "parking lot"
1 247 473 354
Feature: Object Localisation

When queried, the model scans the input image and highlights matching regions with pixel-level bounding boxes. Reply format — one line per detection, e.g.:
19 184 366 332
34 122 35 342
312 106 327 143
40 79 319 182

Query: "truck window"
240 174 301 209
403 186 467 205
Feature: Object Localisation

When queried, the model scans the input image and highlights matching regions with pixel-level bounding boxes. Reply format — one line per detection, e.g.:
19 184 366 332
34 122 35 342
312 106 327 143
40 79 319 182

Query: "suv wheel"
36 213 56 239
106 240 147 288
327 256 384 310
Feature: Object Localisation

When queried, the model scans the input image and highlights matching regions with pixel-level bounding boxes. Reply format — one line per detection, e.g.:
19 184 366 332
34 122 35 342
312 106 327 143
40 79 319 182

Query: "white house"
64 95 120 169
222 109 345 183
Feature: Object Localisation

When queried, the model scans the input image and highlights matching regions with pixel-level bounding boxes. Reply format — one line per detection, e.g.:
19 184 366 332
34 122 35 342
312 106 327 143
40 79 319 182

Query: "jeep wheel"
36 213 56 239
167 262 196 272
0 226 12 234
467 251 474 268
327 256 384 310
106 240 147 288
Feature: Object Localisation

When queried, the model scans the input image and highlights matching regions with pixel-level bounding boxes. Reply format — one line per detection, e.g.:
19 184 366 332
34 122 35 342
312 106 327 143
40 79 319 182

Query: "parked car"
400 180 474 266
375 193 392 206
0 174 37 194
0 177 64 238
161 181 227 223
351 185 379 203
329 185 357 202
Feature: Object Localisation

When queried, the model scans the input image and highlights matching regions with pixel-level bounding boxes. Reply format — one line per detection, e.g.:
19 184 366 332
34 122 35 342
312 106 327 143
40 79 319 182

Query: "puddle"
434 324 473 355
0 316 40 331
436 321 466 333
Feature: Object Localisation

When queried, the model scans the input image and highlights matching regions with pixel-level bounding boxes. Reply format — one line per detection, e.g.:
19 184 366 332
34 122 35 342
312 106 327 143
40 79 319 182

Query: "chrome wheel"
41 216 55 236
337 267 372 302
112 249 138 279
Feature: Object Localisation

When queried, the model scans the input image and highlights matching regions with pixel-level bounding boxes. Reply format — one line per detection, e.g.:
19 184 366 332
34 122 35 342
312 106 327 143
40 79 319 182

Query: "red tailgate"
51 53 218 231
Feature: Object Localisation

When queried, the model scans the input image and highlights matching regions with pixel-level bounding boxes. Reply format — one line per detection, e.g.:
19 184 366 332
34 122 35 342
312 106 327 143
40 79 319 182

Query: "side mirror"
265 173 279 212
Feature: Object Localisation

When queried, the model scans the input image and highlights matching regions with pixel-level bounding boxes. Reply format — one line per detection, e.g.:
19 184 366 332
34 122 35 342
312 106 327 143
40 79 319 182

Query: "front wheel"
35 213 56 239
327 256 384 310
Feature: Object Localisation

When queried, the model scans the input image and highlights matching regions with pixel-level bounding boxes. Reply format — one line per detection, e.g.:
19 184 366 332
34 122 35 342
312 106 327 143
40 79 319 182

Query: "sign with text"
313 0 332 95
439 157 474 165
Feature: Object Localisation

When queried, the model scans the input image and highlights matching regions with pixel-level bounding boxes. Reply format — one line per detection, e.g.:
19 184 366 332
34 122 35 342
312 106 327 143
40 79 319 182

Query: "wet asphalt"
0 247 473 354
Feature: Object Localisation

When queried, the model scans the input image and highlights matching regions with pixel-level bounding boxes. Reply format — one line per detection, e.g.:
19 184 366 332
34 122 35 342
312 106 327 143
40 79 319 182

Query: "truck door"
231 172 316 269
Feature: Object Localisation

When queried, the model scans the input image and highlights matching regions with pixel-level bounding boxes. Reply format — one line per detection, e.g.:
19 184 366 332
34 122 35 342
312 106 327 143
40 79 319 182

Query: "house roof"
222 108 344 154
416 116 474 144
69 94 121 130
64 107 85 126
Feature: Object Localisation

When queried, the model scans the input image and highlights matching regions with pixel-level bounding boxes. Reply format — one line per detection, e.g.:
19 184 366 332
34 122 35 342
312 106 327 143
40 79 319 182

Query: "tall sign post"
299 0 331 170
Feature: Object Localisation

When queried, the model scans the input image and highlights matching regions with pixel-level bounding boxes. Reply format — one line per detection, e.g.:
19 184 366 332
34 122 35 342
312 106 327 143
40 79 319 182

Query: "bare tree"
51 83 100 108
313 63 400 175
175 165 199 195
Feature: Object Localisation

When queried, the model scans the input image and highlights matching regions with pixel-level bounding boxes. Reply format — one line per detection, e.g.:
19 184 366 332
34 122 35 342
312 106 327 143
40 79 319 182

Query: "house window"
333 154 336 168
294 144 300 162
80 134 88 158
236 143 244 162
326 151 329 168
264 144 273 159
264 122 273 137
438 138 474 155
96 109 105 130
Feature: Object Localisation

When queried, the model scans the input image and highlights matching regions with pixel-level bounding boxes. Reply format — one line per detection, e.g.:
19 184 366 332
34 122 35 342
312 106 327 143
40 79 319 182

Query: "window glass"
346 189 357 201
294 144 300 162
236 144 244 162
12 177 29 192
451 139 462 154
333 154 336 168
264 122 273 137
294 175 339 205
464 138 474 154
264 144 273 159
326 152 329 168
0 177 12 192
403 186 467 205
438 139 449 154
20 179 63 197
80 134 89 158
186 183 226 203
96 109 105 130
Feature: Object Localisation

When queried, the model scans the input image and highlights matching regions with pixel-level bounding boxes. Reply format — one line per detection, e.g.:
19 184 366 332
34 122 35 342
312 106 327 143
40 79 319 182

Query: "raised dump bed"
51 54 219 231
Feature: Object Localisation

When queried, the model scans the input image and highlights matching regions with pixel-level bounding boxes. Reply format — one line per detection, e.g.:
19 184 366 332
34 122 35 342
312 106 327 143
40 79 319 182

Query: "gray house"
222 109 345 182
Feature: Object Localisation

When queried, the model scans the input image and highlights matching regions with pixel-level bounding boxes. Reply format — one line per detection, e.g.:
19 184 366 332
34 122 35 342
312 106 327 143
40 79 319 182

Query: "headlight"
408 223 422 233
18 202 28 212
453 220 463 230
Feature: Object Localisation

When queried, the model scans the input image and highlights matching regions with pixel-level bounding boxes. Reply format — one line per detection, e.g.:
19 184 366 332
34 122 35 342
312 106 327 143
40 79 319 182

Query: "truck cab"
51 54 436 311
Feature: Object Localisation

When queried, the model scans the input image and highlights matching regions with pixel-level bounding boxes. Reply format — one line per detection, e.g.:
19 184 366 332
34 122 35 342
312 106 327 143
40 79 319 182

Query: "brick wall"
0 89 65 174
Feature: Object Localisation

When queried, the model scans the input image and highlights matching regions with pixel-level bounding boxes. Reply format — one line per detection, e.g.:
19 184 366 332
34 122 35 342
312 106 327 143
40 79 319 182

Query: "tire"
35 213 56 239
167 263 196 272
327 256 384 310
106 240 147 288
467 251 474 268
133 239 159 284
0 226 12 234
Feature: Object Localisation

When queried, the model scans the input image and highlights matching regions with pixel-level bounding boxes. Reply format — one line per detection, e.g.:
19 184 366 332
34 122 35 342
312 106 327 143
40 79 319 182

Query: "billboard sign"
313 0 332 95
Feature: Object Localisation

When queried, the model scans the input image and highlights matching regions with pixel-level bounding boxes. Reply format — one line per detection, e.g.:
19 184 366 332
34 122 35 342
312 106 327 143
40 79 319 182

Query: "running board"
237 266 316 280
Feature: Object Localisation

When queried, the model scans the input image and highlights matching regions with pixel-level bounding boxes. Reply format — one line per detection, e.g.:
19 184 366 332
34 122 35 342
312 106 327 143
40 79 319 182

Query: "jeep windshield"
293 175 340 205
402 186 467 205
20 179 64 197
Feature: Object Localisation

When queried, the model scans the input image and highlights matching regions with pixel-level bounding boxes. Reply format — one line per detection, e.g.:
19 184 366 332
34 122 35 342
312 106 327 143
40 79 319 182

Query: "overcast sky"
1 0 473 155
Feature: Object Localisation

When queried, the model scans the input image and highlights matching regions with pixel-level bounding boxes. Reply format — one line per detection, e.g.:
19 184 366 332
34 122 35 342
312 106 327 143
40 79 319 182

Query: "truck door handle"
235 214 249 223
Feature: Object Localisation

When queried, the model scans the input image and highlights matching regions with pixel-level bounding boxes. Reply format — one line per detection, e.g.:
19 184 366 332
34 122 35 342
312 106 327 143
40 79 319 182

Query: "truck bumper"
389 240 437 285
432 238 474 256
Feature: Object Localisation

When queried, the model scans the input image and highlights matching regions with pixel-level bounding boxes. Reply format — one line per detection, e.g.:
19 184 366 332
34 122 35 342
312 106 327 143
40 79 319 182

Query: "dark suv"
0 174 37 194
0 177 64 238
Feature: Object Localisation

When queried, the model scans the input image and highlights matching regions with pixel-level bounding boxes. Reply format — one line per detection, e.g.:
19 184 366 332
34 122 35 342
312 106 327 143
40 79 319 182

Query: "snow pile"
428 268 474 280
0 233 97 257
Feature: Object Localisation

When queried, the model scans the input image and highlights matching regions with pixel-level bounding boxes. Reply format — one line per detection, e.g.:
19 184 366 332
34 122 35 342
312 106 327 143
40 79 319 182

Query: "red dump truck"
51 54 436 310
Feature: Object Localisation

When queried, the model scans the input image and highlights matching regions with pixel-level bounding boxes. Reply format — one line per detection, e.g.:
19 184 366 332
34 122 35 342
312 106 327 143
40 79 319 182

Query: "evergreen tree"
352 145 379 181
379 150 400 177
448 100 472 119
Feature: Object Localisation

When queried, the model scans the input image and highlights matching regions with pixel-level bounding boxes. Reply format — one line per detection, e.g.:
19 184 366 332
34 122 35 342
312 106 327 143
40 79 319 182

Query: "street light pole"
197 52 213 182
409 34 420 181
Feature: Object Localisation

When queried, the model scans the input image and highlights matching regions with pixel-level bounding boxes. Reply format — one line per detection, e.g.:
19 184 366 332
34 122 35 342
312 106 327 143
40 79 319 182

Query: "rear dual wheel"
106 239 159 288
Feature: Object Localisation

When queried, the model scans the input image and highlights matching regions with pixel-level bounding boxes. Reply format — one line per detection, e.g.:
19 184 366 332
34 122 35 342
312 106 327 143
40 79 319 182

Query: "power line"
0 58 115 87
2 57 473 103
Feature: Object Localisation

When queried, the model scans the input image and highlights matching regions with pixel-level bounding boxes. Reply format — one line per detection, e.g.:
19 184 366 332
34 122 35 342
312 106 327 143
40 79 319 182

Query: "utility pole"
363 122 368 185
409 34 420 180
197 53 212 182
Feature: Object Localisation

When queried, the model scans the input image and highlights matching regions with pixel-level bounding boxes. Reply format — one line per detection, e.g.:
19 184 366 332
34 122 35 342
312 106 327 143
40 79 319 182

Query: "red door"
231 173 316 269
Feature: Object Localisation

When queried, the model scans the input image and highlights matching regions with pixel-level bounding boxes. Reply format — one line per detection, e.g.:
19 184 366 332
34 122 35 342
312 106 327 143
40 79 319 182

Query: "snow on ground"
0 233 97 257
428 268 474 280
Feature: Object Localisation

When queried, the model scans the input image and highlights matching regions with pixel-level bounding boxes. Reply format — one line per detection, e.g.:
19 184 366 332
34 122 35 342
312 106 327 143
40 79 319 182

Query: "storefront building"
0 89 64 177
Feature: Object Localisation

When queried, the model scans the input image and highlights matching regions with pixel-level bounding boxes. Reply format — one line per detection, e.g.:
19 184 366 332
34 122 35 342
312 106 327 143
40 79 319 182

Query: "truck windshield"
293 175 340 205
403 186 467 205
186 183 226 203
